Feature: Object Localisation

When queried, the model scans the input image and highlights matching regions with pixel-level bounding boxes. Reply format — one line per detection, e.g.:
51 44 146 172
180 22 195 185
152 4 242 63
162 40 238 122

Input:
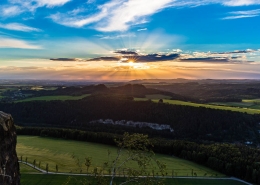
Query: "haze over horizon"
1 0 260 80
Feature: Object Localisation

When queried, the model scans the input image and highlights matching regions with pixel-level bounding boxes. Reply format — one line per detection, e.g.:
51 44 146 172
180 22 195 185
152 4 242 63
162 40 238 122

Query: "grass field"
243 98 260 103
134 97 260 114
15 94 90 102
30 86 58 91
20 174 247 185
20 163 39 173
17 136 223 177
211 99 260 110
145 94 172 100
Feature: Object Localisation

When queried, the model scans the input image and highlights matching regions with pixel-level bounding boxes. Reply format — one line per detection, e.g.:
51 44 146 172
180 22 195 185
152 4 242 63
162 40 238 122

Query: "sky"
0 0 260 81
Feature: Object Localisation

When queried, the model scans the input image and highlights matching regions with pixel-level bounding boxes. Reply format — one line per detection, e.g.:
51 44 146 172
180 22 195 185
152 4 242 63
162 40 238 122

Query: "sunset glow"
0 0 260 80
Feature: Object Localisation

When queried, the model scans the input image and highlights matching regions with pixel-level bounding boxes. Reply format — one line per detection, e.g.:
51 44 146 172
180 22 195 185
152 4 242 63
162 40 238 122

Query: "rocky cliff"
0 111 20 185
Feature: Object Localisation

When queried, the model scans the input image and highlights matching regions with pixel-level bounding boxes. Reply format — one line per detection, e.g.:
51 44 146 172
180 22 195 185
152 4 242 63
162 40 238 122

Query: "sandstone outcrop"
0 111 20 185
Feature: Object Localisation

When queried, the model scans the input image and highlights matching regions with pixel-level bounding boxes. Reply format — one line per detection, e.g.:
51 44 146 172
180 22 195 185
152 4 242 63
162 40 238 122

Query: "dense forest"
16 126 260 184
1 94 260 144
146 82 260 102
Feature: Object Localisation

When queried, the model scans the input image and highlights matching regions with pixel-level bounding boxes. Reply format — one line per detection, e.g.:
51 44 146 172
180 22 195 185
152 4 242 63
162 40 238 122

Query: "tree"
85 157 92 174
64 133 166 185
56 164 58 173
46 163 49 173
105 132 166 185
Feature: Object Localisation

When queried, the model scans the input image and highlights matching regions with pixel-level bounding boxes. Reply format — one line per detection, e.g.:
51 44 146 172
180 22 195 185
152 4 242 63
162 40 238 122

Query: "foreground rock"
0 111 20 185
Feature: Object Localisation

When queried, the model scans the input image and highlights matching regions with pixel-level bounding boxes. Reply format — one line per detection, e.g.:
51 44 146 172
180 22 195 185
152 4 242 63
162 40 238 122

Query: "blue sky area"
1 0 260 80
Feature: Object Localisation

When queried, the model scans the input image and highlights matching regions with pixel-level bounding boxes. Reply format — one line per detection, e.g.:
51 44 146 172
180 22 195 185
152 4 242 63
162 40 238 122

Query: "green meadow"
30 86 58 91
211 99 260 110
17 136 223 177
15 94 90 102
134 95 260 114
145 94 172 100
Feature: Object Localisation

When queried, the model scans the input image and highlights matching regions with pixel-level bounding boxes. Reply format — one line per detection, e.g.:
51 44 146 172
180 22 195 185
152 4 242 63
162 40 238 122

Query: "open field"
211 99 260 110
16 94 90 102
210 102 253 108
30 86 58 91
243 98 260 103
134 98 260 114
145 94 172 99
17 136 223 177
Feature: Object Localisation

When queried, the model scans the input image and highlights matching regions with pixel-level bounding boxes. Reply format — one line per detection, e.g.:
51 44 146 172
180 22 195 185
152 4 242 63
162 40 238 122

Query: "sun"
117 57 150 70
128 60 135 66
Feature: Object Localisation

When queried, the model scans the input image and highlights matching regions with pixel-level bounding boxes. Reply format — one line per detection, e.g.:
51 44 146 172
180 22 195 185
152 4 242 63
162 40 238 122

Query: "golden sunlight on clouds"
1 59 260 80
117 61 150 70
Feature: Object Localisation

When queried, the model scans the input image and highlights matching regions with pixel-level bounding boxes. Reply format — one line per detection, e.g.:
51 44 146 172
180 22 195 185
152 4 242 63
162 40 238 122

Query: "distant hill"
110 84 190 100
20 84 193 101
129 79 260 84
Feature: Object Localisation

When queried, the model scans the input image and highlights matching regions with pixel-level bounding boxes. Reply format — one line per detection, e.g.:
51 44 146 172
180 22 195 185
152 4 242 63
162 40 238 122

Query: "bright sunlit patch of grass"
134 98 260 114
17 136 223 176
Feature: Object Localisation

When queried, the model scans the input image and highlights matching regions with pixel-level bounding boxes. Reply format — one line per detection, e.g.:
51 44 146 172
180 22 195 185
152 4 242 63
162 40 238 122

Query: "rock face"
0 111 20 185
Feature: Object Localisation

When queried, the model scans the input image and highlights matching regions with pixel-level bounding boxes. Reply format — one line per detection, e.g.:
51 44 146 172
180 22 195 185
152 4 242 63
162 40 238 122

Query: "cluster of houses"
91 119 174 132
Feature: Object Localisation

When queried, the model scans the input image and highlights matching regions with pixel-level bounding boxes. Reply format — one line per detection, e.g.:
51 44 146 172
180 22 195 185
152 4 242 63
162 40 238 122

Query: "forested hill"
19 84 192 101
1 94 260 144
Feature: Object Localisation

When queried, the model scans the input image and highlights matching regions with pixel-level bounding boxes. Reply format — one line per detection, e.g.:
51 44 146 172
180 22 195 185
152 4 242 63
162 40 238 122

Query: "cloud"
172 49 183 53
51 48 260 64
87 0 96 4
50 0 173 31
47 0 260 31
179 57 253 63
178 49 258 63
130 53 180 62
0 23 41 32
2 0 260 31
0 37 41 49
222 0 260 6
49 0 121 28
180 57 234 63
166 0 260 8
96 33 136 40
87 53 180 62
137 28 147 31
95 0 173 32
215 49 257 54
223 9 260 19
10 0 71 8
34 0 71 7
87 56 119 61
50 58 85 61
48 11 106 28
114 50 138 55
0 0 71 17
0 5 24 17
